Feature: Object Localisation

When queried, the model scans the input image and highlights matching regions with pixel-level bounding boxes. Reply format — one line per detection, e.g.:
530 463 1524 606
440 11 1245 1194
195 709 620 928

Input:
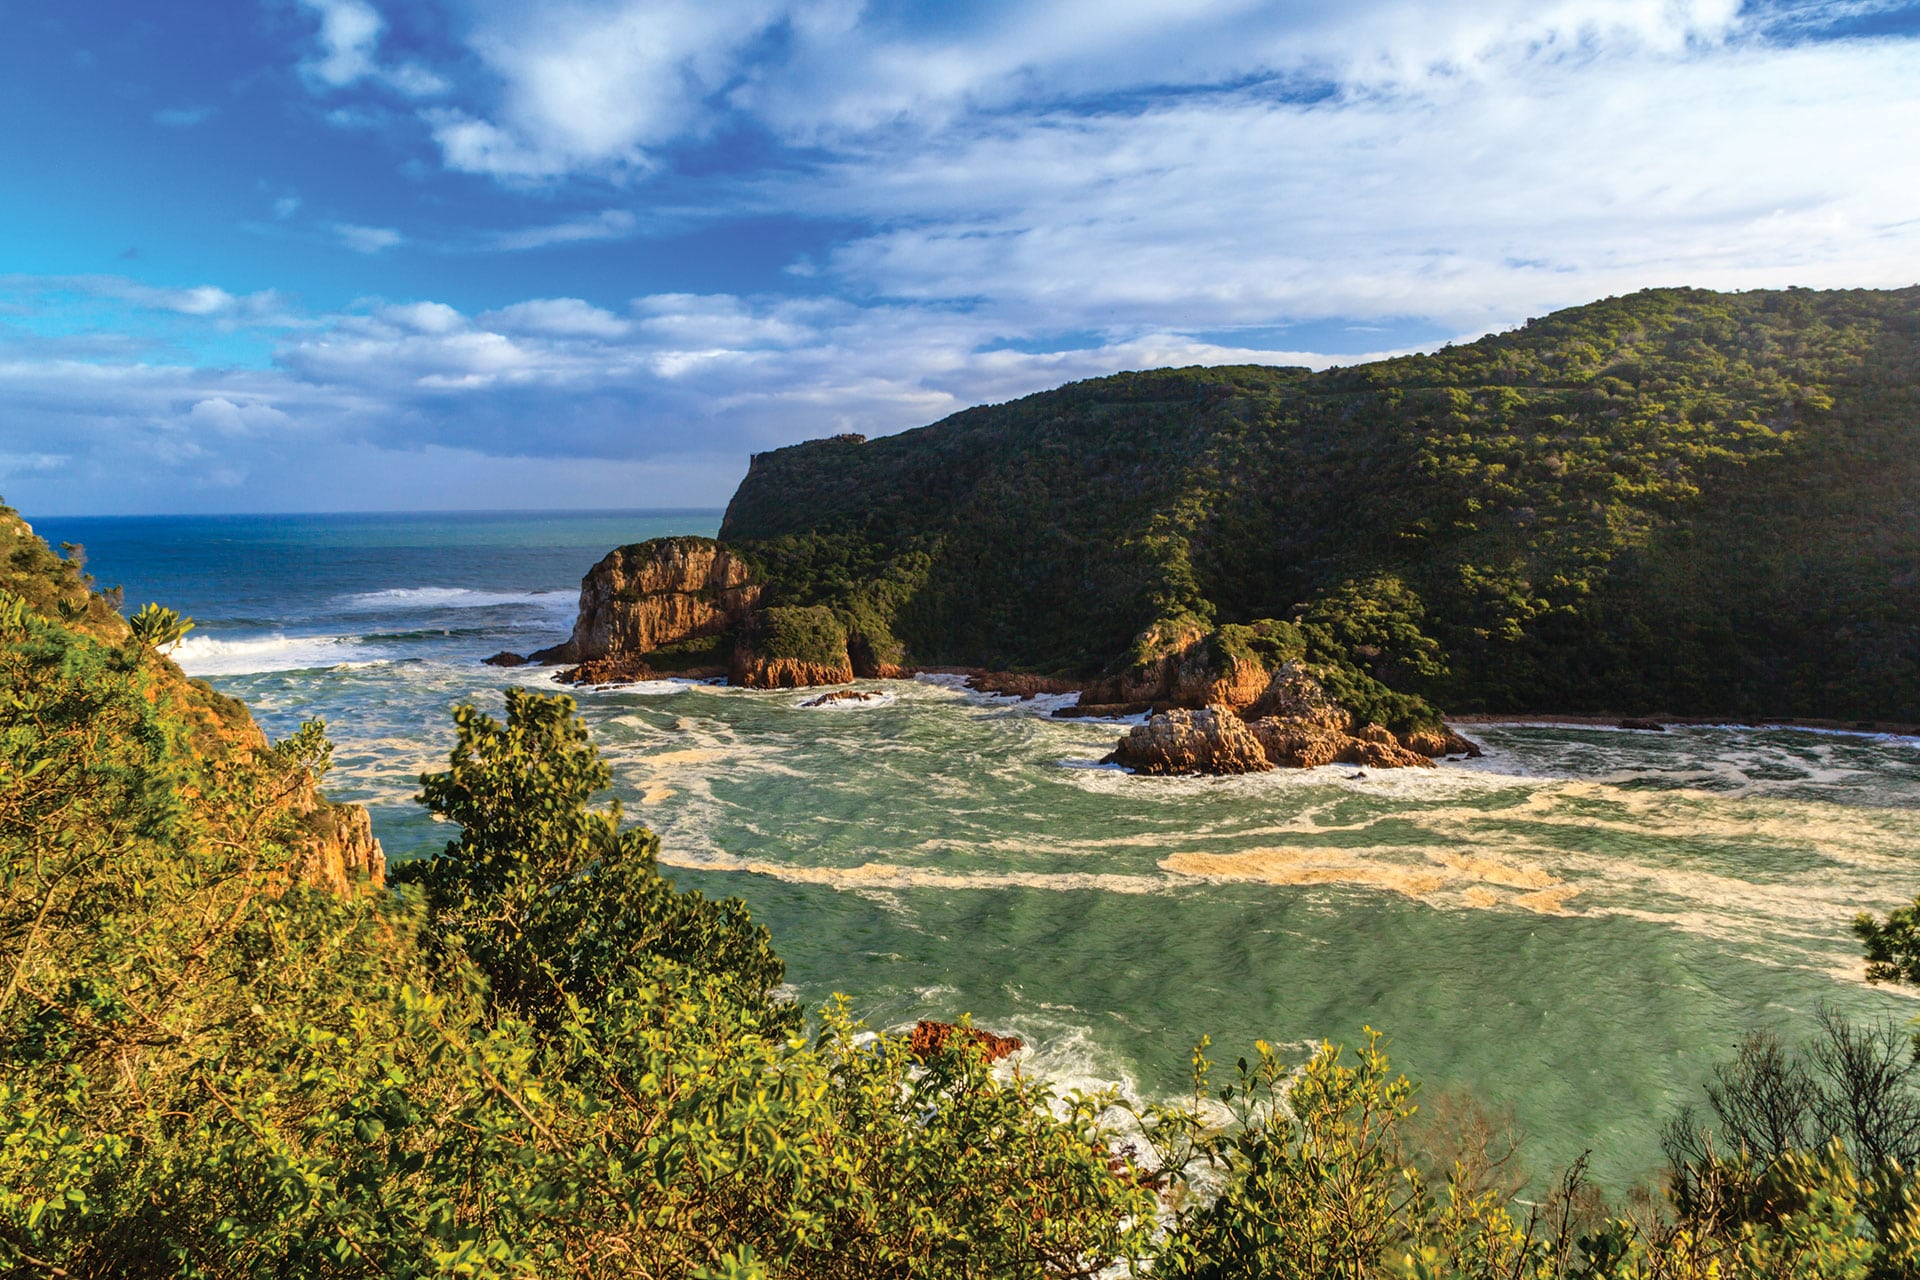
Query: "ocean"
37 508 1920 1190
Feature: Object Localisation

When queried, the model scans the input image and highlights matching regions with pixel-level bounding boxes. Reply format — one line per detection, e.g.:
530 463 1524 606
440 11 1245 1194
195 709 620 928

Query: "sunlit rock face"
534 537 761 668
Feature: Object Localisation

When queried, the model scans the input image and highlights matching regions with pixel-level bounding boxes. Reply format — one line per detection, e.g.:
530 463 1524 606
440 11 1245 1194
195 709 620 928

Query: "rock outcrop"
534 537 760 670
294 798 388 894
732 656 855 688
1110 706 1460 775
1104 705 1275 775
1100 656 1482 775
908 1020 1025 1064
1089 622 1481 775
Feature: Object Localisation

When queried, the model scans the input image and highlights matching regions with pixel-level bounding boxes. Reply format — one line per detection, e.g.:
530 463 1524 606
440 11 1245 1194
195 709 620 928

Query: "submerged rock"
909 1020 1025 1064
555 654 657 686
966 671 1081 700
1104 705 1274 775
800 688 887 707
482 650 529 667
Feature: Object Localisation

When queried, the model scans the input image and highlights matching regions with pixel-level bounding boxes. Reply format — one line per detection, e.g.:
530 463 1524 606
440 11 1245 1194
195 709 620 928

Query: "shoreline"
1450 711 1920 740
514 651 1920 743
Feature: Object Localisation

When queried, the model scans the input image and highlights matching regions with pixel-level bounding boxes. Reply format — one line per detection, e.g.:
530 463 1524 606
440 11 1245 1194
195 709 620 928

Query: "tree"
127 601 193 652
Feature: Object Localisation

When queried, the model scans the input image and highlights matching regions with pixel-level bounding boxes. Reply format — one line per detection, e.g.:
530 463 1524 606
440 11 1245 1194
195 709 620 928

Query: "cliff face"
536 537 761 671
293 796 388 893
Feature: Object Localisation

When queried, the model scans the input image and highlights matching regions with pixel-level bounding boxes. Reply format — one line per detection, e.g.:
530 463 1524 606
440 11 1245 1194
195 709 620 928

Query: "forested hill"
720 286 1920 720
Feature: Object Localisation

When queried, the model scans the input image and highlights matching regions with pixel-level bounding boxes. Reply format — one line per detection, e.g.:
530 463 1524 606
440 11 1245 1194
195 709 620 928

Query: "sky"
2 0 1917 514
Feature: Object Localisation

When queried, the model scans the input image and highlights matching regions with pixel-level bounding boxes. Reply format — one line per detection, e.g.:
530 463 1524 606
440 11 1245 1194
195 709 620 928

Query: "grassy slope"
720 286 1920 719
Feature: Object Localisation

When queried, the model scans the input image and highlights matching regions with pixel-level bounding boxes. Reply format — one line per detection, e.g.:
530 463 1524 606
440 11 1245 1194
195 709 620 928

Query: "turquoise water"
39 510 1920 1190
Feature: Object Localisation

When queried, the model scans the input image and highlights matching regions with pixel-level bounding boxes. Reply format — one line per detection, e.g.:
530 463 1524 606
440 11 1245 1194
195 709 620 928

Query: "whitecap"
336 586 575 616
173 632 379 676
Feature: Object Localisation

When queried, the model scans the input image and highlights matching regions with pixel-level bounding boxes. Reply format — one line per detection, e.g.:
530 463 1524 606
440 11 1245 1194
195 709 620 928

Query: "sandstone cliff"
535 537 760 673
293 796 388 894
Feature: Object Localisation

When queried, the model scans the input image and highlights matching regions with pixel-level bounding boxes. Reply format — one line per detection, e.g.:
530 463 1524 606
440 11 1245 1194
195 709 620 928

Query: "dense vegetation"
722 286 1920 720
8 506 1920 1276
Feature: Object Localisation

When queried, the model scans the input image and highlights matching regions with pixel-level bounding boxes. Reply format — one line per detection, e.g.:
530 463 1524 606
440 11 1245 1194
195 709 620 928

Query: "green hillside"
721 286 1920 720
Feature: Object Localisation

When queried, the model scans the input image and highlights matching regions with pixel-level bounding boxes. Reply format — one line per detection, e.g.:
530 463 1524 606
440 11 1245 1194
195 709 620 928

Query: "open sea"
36 508 1920 1190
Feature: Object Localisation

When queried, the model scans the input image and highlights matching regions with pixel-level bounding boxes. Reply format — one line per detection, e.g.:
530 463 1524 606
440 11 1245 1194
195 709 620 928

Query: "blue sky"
2 0 1917 514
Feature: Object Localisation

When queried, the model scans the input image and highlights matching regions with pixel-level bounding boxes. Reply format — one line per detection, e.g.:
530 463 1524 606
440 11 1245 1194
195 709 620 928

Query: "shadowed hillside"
721 286 1920 720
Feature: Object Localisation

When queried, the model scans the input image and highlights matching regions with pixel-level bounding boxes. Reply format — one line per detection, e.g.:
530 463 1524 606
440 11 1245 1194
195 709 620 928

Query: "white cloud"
334 222 404 254
424 0 1756 176
781 31 1920 333
187 397 295 437
484 209 639 251
297 0 450 98
274 195 302 219
481 298 631 337
298 0 384 88
0 279 1404 514
435 0 787 178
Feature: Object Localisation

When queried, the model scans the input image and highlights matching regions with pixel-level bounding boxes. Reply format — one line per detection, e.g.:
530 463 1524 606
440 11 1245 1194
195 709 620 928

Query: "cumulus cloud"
788 35 1920 333
0 280 1387 513
480 298 631 337
434 0 788 178
298 0 384 87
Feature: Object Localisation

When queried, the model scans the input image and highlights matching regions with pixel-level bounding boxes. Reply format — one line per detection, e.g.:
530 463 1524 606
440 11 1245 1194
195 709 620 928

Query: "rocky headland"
531 537 761 682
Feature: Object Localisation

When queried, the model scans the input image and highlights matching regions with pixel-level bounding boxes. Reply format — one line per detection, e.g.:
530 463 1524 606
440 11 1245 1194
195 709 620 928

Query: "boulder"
1104 705 1274 775
732 657 855 689
1246 716 1354 769
482 650 528 667
1403 726 1484 758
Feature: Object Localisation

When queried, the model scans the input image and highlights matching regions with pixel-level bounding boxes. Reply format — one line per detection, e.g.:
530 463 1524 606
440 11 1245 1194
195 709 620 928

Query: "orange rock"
533 537 760 666
1105 705 1274 775
909 1020 1025 1064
